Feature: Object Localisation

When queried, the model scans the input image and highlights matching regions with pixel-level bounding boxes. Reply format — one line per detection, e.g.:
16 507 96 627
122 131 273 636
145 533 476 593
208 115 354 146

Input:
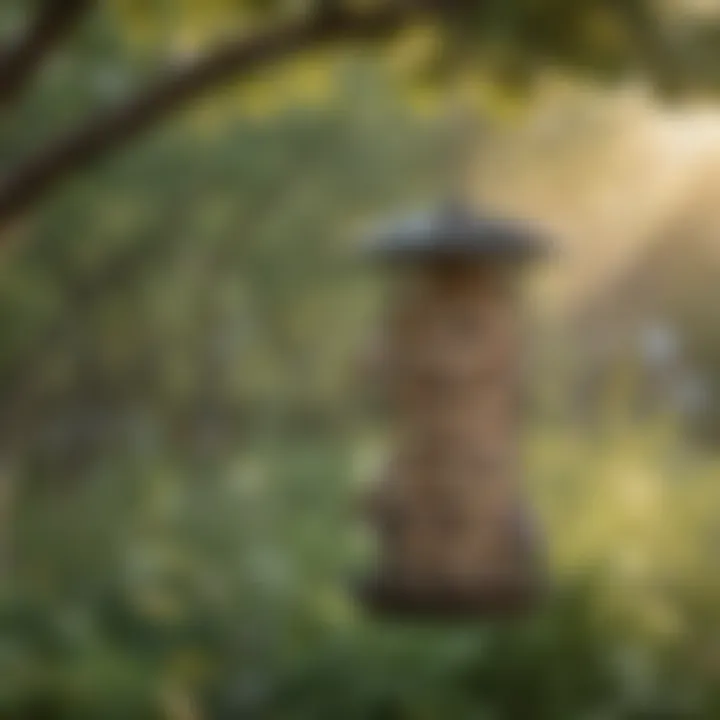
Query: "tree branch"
0 0 93 107
0 2 417 232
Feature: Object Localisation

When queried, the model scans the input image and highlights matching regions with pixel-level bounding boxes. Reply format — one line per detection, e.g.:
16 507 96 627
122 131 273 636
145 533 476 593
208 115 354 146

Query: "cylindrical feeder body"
362 205 546 617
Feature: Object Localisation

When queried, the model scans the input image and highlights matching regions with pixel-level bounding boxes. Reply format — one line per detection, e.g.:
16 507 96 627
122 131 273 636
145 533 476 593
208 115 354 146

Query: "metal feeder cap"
367 203 548 264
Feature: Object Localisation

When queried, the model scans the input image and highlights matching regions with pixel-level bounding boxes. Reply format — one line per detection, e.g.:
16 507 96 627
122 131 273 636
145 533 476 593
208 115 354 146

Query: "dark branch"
0 2 416 232
0 0 93 106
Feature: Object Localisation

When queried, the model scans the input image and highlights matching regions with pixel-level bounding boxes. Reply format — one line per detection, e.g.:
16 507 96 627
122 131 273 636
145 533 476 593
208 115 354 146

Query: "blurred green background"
2 1 720 718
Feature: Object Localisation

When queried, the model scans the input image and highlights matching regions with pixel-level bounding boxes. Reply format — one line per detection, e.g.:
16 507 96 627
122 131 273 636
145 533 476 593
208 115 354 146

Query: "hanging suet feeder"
360 202 547 618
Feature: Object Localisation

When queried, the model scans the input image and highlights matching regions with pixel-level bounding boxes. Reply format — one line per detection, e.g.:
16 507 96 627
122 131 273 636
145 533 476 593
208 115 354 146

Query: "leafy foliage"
2 1 720 719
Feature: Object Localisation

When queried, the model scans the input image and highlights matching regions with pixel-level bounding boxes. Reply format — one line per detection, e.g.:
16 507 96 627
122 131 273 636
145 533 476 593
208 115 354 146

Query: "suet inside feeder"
359 202 548 619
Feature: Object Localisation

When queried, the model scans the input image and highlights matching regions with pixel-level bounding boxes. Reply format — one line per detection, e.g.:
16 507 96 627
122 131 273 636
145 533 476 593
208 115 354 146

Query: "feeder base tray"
358 575 542 619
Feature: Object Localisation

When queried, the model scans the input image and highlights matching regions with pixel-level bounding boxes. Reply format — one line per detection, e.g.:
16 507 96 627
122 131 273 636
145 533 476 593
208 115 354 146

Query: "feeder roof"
367 203 547 263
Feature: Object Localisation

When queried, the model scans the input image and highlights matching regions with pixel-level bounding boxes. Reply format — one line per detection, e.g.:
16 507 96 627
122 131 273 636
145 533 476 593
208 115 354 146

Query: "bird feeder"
360 203 547 618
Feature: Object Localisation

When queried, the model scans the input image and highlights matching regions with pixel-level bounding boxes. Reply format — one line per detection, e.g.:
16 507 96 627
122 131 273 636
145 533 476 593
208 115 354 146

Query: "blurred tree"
1 0 718 231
